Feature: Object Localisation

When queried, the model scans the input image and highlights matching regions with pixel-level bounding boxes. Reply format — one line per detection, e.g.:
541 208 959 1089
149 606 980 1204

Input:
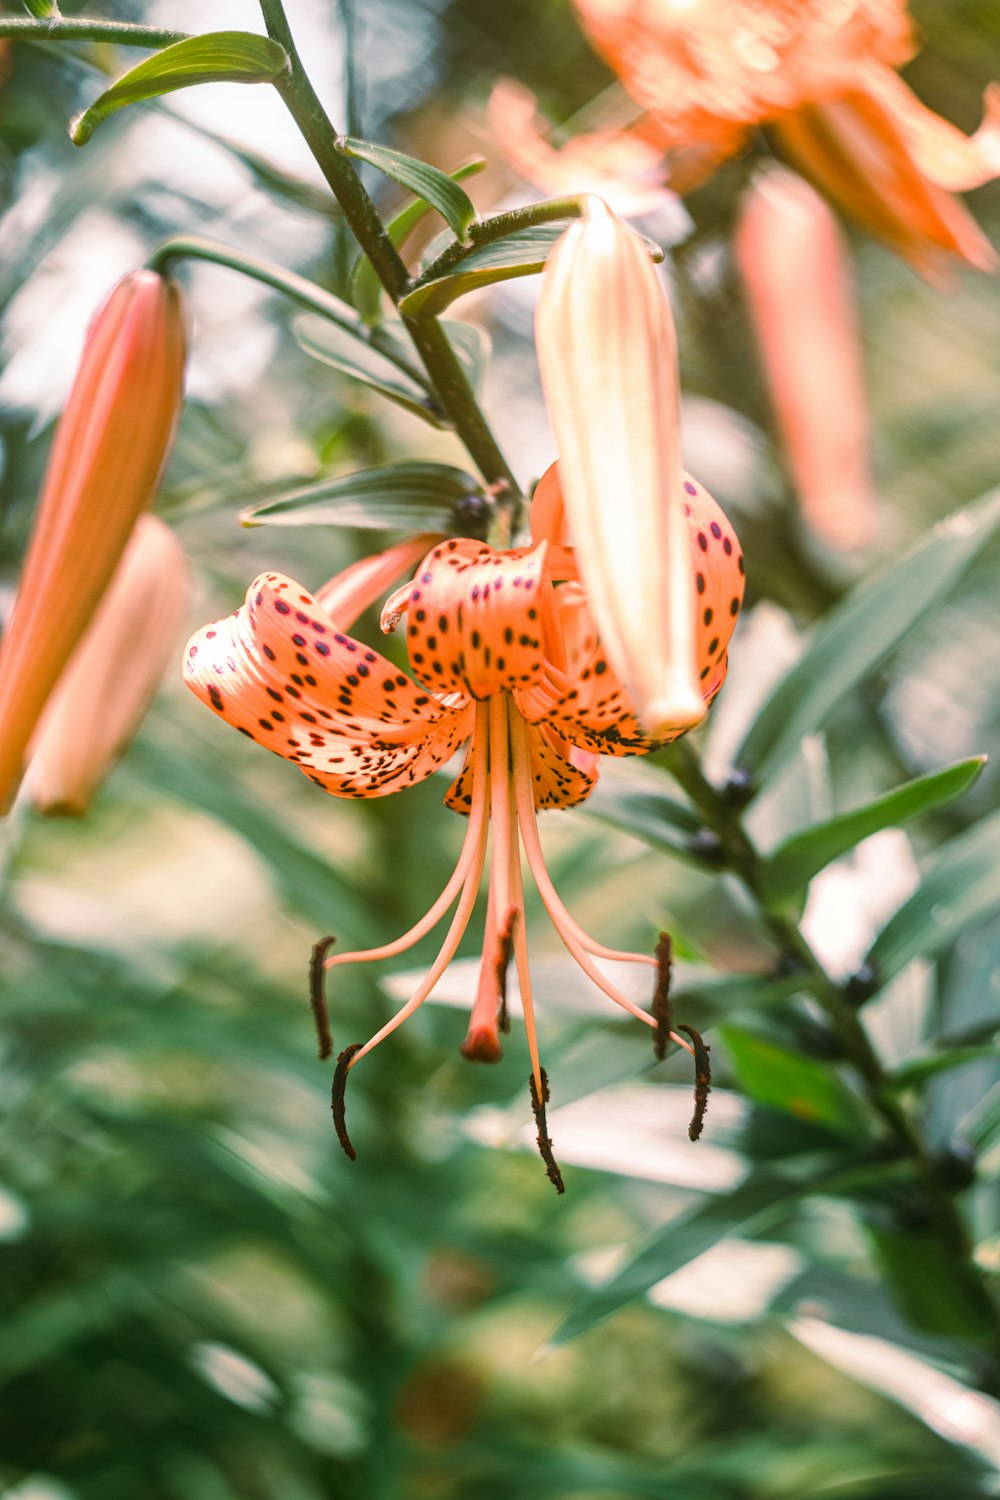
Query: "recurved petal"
398 538 556 708
868 69 1000 194
314 532 444 631
184 572 472 799
488 78 674 216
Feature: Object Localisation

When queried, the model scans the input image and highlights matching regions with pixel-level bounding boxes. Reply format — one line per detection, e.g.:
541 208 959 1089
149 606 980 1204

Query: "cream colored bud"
535 197 704 737
26 516 190 815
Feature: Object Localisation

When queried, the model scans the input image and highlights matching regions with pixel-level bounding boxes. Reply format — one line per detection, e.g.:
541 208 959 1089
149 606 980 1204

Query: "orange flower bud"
535 197 705 738
26 517 190 816
735 168 875 551
0 269 187 811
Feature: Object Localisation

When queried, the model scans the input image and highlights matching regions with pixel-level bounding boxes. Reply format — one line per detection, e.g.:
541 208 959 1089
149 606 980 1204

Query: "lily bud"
535 197 704 737
26 517 190 816
0 269 187 811
735 168 874 551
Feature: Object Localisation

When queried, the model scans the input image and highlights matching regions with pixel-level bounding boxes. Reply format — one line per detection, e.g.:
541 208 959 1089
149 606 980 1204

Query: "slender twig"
0 17 188 45
257 0 522 524
416 196 587 284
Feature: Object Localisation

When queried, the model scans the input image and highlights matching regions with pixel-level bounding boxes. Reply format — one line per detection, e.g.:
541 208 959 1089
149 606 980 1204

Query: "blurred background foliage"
1 1 1000 1496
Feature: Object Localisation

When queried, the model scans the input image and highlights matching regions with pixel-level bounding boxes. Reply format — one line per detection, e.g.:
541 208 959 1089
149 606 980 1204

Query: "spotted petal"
184 572 472 798
398 538 559 721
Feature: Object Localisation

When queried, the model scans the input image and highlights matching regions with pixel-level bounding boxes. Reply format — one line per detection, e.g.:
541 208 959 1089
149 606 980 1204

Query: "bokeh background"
2 1 1000 1496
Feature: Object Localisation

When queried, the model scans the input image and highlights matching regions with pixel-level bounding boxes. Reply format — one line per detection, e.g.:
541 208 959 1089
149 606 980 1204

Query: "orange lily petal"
391 538 558 719
773 79 999 276
866 69 1000 194
185 572 472 798
487 78 674 216
314 532 445 631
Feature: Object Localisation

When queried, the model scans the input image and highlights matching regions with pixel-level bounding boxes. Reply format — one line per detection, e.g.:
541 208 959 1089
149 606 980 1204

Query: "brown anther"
676 1024 711 1141
651 931 673 1061
529 1068 565 1194
309 935 336 1059
331 1043 364 1161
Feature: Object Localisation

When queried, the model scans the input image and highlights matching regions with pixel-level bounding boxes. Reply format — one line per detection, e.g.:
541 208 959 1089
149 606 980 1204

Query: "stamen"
509 710 657 1029
379 579 414 634
529 1068 565 1194
332 1042 364 1161
675 1024 712 1141
651 931 673 1062
309 935 336 1059
326 704 490 976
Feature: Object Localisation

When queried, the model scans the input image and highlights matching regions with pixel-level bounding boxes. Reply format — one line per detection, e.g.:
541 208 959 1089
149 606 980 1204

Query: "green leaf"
350 159 485 322
584 776 710 865
734 487 1000 792
69 32 289 146
721 1026 870 1137
293 313 445 427
339 137 478 242
868 1224 998 1338
890 1043 1000 1089
398 224 583 318
550 1171 806 1345
401 220 666 318
239 461 484 532
758 758 987 907
865 809 1000 982
440 319 491 396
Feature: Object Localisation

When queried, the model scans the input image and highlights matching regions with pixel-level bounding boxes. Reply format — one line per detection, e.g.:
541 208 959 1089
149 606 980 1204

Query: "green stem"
666 737 991 1280
146 235 430 387
257 0 522 523
0 17 188 46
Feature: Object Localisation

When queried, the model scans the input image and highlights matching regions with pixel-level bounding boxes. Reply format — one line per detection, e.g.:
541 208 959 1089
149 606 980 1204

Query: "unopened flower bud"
26 516 190 815
0 269 187 810
735 169 874 551
535 197 704 738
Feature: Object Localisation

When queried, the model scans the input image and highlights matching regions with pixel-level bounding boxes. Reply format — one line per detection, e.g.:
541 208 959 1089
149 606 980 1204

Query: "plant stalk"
257 0 522 525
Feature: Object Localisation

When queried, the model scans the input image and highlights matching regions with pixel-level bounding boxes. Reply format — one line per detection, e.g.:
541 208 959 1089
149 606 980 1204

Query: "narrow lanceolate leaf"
865 809 1000 982
338 137 478 242
758 757 987 907
350 159 486 322
735 487 1000 792
293 314 444 427
550 1171 806 1345
584 776 706 864
721 1026 870 1137
240 462 485 533
400 224 584 318
70 33 289 146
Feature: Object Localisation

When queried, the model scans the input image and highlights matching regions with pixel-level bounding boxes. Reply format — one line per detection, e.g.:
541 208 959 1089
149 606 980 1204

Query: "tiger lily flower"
0 269 187 811
184 473 743 1189
532 0 1000 276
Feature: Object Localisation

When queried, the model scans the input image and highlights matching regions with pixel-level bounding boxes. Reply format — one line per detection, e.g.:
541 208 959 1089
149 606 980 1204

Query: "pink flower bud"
0 269 187 810
26 517 190 816
735 168 875 551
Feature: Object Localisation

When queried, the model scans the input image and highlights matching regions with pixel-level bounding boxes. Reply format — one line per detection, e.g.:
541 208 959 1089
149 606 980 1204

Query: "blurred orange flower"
506 0 1000 275
0 269 187 811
